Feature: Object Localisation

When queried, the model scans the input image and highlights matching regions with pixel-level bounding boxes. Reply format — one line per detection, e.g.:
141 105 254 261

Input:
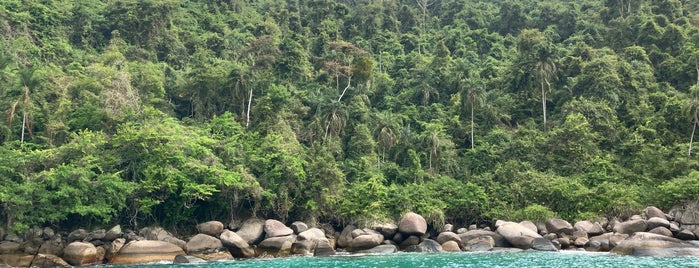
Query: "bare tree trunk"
20 112 26 143
541 73 547 130
246 87 253 128
471 98 475 150
689 117 697 156
337 76 352 102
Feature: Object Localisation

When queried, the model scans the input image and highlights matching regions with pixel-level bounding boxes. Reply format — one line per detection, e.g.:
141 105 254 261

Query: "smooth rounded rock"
290 221 308 234
436 232 461 245
648 226 673 237
352 244 397 255
612 232 699 256
236 218 266 245
313 240 336 256
337 225 356 248
186 234 224 254
546 218 574 235
373 223 398 238
613 219 647 234
298 228 327 242
349 232 384 251
496 222 543 250
441 240 461 252
519 221 538 234
197 221 225 236
404 239 442 253
264 220 294 239
646 217 670 230
220 230 255 258
398 212 427 236
533 237 557 251
173 254 206 264
464 236 494 252
574 221 604 236
646 206 666 220
459 230 510 248
63 242 99 266
109 240 185 265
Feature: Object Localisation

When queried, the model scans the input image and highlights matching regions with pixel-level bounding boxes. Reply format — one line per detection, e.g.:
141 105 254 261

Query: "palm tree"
372 111 403 163
689 85 699 156
8 68 41 143
537 48 557 129
517 29 558 130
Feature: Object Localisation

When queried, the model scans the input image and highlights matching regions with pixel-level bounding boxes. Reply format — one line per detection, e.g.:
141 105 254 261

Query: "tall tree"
517 29 557 129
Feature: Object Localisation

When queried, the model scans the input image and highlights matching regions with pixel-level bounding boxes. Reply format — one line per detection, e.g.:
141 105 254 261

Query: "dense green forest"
1 0 699 233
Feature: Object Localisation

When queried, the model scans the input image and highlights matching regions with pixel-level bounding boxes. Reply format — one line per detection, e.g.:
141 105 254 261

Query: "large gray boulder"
30 254 69 268
314 240 336 257
139 227 176 242
646 206 667 220
442 240 461 252
611 232 699 256
298 228 327 242
532 237 557 251
220 230 255 258
67 229 89 242
646 217 670 230
574 221 604 236
464 236 494 252
519 221 538 234
590 232 629 251
291 228 333 256
372 223 398 238
104 238 125 262
38 238 64 256
264 219 294 238
648 227 673 237
496 222 544 250
459 230 510 247
104 225 123 241
186 234 224 254
670 201 699 234
398 212 427 235
349 230 384 251
196 221 225 236
404 239 442 253
109 240 185 265
545 218 574 235
290 221 308 234
63 242 100 266
236 218 266 245
613 219 647 234
352 244 397 255
337 225 357 248
258 235 296 256
0 254 35 267
0 241 21 254
436 232 461 245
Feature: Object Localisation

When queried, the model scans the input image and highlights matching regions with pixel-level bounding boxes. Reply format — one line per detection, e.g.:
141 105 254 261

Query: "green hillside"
1 0 699 233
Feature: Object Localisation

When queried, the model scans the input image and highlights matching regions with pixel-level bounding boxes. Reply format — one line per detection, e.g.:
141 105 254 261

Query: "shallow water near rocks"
102 250 699 268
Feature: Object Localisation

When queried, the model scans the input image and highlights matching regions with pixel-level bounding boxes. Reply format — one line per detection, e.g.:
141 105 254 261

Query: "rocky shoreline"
2 204 699 267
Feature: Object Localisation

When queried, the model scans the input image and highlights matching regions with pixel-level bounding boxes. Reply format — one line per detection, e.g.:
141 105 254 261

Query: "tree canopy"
1 0 699 232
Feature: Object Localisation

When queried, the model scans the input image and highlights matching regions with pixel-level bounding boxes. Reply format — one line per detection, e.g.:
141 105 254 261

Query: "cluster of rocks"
2 205 699 266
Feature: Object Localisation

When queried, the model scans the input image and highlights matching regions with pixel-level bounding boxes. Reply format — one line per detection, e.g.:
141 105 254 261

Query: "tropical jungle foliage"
2 0 699 233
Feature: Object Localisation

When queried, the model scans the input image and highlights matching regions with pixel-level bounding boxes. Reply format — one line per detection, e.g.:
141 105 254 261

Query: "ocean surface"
105 250 699 268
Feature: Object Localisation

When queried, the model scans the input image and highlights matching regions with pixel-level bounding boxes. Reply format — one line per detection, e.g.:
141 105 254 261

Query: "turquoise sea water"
110 251 699 268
